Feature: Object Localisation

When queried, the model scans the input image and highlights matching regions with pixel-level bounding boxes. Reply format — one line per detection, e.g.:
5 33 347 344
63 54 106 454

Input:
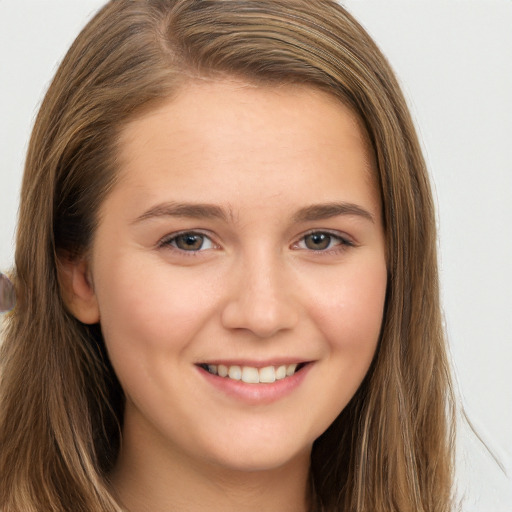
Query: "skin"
66 80 387 512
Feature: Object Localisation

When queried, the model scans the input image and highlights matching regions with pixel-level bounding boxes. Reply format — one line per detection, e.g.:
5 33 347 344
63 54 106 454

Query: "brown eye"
175 234 204 250
164 233 214 251
303 232 333 250
297 231 353 252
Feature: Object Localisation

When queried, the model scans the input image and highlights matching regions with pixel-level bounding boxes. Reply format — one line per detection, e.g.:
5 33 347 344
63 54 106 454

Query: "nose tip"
221 296 298 338
220 266 299 338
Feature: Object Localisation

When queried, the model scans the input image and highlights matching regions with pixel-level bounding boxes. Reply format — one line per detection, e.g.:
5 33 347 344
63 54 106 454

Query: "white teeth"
203 362 303 383
259 366 276 383
241 367 260 384
286 363 297 377
275 365 287 380
218 364 228 377
228 365 242 380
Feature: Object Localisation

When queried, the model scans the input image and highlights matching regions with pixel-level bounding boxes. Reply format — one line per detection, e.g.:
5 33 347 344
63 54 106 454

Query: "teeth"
275 365 287 380
286 363 297 376
241 367 260 384
218 364 228 377
259 366 276 383
228 365 242 380
203 363 302 383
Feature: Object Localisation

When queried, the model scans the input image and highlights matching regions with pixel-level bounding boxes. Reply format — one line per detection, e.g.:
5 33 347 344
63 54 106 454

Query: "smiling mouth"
198 362 308 384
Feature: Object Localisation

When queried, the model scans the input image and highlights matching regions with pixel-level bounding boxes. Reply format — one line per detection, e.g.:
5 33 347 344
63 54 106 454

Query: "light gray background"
1 1 511 510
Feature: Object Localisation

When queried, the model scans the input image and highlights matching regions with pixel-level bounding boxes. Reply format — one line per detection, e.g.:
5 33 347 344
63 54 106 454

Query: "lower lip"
197 363 313 405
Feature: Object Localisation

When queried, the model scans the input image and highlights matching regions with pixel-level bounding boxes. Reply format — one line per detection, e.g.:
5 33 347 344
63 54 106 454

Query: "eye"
160 232 215 252
296 231 352 251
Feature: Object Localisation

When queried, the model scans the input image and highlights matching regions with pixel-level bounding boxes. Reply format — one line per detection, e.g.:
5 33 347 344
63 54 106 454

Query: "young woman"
0 1 455 511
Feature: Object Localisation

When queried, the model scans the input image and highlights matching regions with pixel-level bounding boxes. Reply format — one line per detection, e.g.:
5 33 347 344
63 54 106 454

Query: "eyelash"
158 231 216 253
158 230 354 255
293 230 354 253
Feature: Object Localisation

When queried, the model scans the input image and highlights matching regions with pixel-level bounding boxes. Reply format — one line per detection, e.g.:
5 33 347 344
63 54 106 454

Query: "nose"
220 251 299 338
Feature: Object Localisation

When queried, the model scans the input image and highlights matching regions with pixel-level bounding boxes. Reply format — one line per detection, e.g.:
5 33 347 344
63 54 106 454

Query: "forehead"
112 80 379 216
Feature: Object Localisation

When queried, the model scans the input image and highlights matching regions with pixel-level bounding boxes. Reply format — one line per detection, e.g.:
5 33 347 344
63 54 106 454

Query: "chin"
198 432 312 473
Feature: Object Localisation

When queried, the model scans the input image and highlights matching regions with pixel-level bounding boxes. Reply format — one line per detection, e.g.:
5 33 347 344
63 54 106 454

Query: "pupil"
306 233 330 250
177 234 203 250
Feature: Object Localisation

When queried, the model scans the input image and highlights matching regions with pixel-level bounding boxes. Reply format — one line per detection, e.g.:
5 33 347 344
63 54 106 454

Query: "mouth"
197 362 309 384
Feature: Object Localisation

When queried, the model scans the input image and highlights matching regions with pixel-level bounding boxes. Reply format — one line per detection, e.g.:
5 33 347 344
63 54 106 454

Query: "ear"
58 256 100 325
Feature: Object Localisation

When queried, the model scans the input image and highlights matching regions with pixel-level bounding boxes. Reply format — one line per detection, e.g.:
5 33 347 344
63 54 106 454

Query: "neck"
109 418 312 512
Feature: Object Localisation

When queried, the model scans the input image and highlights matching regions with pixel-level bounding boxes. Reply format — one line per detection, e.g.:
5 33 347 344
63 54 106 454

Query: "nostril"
220 295 299 338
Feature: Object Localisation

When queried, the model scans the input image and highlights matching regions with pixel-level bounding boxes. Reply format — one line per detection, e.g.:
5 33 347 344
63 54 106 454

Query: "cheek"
288 259 387 441
307 258 387 363
94 257 222 363
92 260 225 426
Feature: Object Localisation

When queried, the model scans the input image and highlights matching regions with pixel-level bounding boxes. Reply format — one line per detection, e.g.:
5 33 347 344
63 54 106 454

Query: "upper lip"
196 358 312 368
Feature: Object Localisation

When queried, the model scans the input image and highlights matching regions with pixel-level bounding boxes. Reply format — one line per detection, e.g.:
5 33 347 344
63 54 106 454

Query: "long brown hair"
0 1 454 510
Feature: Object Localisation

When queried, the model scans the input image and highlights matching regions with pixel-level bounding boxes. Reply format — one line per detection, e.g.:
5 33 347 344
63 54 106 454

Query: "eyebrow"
133 202 230 224
133 201 375 224
293 202 375 224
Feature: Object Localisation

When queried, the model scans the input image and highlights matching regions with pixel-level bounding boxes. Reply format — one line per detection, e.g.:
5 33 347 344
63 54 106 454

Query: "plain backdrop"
1 1 511 510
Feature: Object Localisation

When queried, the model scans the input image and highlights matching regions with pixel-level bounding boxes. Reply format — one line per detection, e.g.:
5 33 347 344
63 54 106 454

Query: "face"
74 80 387 474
